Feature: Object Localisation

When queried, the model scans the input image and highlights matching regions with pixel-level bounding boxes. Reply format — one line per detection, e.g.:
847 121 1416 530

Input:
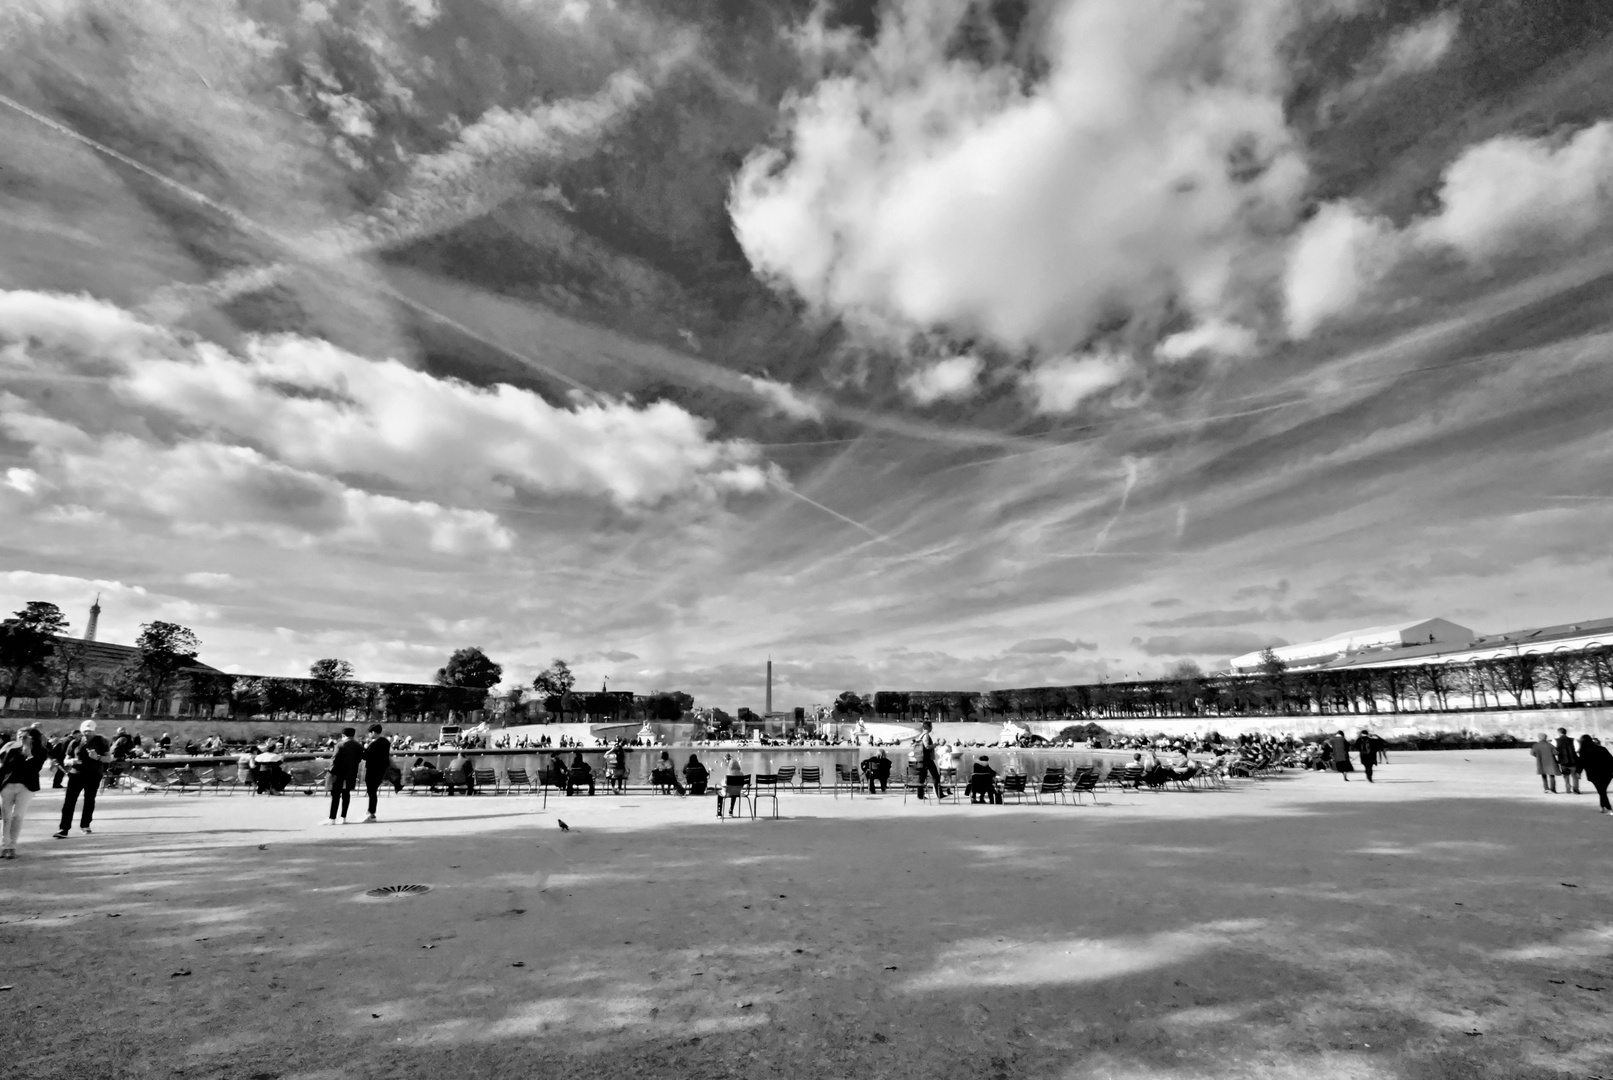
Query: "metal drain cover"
366 884 432 897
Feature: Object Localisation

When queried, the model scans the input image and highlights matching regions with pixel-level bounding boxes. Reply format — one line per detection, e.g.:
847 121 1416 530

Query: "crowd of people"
1530 729 1613 811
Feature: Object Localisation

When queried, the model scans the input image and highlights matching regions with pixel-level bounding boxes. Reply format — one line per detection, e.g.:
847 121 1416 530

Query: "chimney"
84 594 101 642
765 658 772 715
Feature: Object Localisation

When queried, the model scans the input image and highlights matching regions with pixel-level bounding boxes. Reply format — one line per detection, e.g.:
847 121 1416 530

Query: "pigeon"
558 820 570 832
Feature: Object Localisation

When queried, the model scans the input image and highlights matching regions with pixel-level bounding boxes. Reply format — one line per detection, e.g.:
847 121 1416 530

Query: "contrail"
1091 456 1139 553
0 90 909 549
766 476 903 549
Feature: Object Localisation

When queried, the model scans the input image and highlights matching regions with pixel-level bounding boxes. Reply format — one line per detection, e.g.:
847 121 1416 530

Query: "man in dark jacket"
860 749 892 794
54 720 111 838
1554 728 1580 794
1328 731 1351 781
361 725 392 823
1577 735 1612 813
326 728 363 824
966 756 1001 804
1352 730 1381 783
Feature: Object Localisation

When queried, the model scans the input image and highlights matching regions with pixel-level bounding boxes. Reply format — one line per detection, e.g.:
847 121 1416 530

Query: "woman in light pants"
1 727 49 859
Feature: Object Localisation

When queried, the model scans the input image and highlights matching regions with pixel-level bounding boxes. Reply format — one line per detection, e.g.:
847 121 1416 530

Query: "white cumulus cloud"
901 355 983 405
731 0 1307 358
0 290 776 549
743 375 823 421
1022 351 1131 414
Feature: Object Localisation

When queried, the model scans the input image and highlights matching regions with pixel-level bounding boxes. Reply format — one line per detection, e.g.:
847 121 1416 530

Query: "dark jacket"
65 733 110 777
860 755 892 781
0 739 46 792
1554 736 1578 770
1353 736 1379 765
331 739 364 781
1580 741 1613 786
363 736 392 778
1328 735 1350 763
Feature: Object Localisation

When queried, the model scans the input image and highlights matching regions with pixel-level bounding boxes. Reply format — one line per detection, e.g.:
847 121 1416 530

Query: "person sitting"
683 754 709 796
651 751 685 796
966 756 1001 804
445 752 475 795
567 752 595 796
860 749 892 794
409 756 444 791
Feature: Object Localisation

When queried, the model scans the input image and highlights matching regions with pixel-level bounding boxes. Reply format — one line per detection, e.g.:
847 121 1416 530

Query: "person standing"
361 724 392 823
0 726 49 858
1353 729 1380 783
53 720 110 838
1553 728 1580 795
718 753 744 817
326 728 363 825
1531 733 1560 793
912 721 945 799
1328 730 1352 781
605 739 628 794
1577 735 1612 815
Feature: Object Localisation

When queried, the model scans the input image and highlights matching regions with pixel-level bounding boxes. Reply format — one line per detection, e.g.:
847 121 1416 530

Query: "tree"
435 648 502 690
133 621 201 716
0 601 67 708
185 671 237 719
43 636 91 714
1257 647 1289 714
532 659 575 721
309 658 356 718
833 690 865 716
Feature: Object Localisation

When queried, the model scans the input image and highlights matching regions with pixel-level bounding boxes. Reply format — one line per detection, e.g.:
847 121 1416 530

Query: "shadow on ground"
1 789 1610 1080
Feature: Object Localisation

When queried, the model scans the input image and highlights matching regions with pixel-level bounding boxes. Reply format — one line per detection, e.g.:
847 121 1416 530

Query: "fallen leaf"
0 985 12 991
1561 883 1579 888
884 965 899 970
1549 979 1566 985
170 970 191 978
107 913 121 918
371 1014 380 1019
737 1002 753 1009
420 945 436 950
511 962 525 968
1576 985 1604 992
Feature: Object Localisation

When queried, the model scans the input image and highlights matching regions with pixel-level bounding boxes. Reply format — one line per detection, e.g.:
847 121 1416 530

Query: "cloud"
1282 202 1399 337
0 290 777 550
1006 638 1096 655
1156 319 1258 362
1135 629 1288 658
1415 121 1613 262
1022 350 1132 414
182 572 235 588
1323 11 1459 114
1144 608 1265 629
742 375 823 421
601 650 640 663
901 355 984 405
1281 582 1406 625
1286 122 1613 334
731 0 1307 359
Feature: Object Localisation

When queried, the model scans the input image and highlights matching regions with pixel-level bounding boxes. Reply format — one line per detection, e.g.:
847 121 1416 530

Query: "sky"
4 0 1613 711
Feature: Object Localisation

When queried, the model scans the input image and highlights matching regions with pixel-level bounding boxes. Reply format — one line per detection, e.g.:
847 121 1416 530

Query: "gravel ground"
1 751 1609 1079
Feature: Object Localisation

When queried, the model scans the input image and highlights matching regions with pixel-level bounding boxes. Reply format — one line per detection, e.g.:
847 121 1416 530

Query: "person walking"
361 725 392 823
325 728 363 825
1 726 49 858
1352 729 1380 783
1530 733 1561 793
1576 735 1612 815
1328 730 1352 781
912 720 945 799
1553 728 1580 795
53 720 111 838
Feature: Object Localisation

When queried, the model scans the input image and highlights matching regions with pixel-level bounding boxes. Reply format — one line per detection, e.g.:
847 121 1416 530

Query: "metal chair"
749 773 780 819
798 765 823 795
833 762 858 798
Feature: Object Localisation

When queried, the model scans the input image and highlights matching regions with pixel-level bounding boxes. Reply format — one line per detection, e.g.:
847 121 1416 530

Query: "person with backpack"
54 720 111 838
361 724 392 823
0 726 49 858
1352 730 1382 783
325 728 363 824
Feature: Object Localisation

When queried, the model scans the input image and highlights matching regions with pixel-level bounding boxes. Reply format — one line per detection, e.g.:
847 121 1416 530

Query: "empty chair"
775 765 797 789
999 773 1029 803
162 767 204 796
749 772 780 819
504 767 533 794
833 762 858 798
1033 767 1068 805
473 767 498 793
798 765 823 795
1069 768 1100 805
